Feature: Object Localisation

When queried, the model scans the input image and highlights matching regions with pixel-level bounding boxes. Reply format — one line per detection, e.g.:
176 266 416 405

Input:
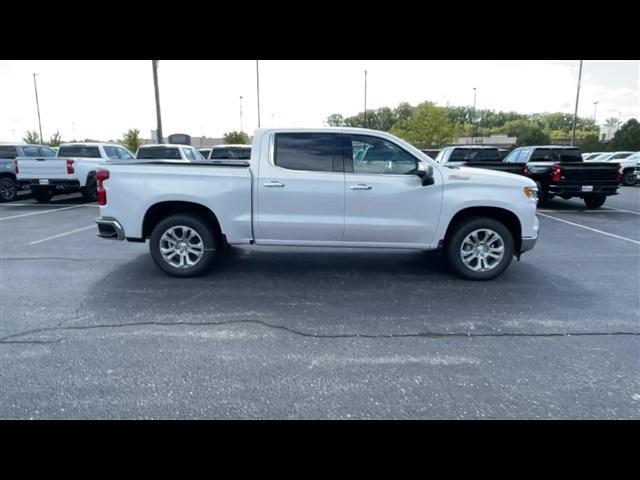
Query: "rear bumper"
96 217 125 241
547 183 619 196
28 179 80 189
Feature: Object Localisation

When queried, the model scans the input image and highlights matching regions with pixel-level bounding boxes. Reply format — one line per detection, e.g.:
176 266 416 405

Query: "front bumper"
96 217 125 240
520 235 538 253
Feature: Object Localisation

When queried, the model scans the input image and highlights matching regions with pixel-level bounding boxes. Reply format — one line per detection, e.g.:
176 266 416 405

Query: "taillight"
96 169 109 206
551 163 562 182
66 159 75 174
615 163 622 182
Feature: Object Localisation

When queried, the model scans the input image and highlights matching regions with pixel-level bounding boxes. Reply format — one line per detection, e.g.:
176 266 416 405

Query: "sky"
1 60 638 142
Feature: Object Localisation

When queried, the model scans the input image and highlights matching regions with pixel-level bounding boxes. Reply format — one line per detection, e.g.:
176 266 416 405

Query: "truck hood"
442 165 536 188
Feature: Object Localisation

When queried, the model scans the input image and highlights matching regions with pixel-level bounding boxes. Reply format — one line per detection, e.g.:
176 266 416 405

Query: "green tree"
393 102 414 124
604 117 620 128
326 114 346 127
611 119 640 151
500 119 550 147
223 131 250 144
390 102 457 148
23 130 41 144
48 130 62 147
579 134 604 152
121 128 142 152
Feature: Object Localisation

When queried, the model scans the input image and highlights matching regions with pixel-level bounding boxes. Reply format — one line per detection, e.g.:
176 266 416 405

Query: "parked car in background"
16 142 134 203
624 152 640 185
435 146 526 175
420 149 440 159
198 148 211 159
208 144 251 159
503 146 622 208
1 144 57 202
584 151 636 186
96 127 539 281
136 144 205 161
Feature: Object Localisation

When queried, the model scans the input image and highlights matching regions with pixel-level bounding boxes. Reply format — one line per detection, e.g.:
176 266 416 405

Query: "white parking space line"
604 206 640 216
27 225 96 246
537 212 640 246
0 205 85 221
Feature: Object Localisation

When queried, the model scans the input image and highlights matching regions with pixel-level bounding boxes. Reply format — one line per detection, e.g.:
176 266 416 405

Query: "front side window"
345 135 418 175
274 133 341 172
103 146 119 159
116 147 134 159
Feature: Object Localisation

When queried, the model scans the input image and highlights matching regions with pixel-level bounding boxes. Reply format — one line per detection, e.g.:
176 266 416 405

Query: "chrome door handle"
263 181 285 188
349 184 372 190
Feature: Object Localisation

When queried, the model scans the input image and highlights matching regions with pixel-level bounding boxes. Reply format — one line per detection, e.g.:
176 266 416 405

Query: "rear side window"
58 146 101 158
0 146 17 159
103 146 119 159
479 149 502 161
136 147 182 159
274 133 341 172
22 146 41 157
39 147 57 157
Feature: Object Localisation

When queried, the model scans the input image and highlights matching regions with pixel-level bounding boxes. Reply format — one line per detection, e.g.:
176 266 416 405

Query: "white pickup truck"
96 128 540 280
17 142 134 202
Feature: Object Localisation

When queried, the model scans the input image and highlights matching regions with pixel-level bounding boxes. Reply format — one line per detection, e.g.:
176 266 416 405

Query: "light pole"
471 87 477 144
256 60 261 128
239 96 244 132
33 73 43 143
593 101 599 124
364 70 368 128
570 60 583 146
152 60 163 143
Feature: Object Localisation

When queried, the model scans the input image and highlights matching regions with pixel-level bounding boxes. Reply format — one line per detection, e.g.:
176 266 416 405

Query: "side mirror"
416 163 435 186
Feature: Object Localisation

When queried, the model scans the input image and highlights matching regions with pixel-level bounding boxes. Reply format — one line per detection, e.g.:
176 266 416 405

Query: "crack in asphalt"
1 319 638 345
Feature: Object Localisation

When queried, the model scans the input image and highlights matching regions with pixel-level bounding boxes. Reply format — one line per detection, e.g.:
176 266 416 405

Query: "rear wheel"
81 175 98 202
621 170 636 187
0 176 17 202
149 214 218 277
584 194 606 209
32 186 52 203
445 217 515 280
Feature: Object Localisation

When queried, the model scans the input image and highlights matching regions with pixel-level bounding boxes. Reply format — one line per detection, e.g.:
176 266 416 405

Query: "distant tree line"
326 102 639 151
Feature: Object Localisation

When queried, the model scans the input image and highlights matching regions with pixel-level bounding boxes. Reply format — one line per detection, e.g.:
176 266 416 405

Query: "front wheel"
584 194 606 209
32 186 52 203
0 176 17 202
149 214 218 277
445 217 515 281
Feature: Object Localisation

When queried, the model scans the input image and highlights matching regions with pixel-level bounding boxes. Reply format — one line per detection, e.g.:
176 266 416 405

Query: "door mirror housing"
416 163 434 186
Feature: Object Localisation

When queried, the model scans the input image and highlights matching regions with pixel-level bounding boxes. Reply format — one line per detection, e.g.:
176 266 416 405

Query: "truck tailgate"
559 162 620 183
16 156 74 180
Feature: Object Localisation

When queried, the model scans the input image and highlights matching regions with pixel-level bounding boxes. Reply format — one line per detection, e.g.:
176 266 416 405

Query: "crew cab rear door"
256 132 345 242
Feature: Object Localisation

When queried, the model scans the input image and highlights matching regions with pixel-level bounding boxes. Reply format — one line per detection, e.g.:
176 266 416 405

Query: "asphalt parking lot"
1 188 639 419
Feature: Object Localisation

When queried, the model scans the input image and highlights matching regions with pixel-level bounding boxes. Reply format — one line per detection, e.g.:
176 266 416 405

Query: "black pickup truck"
435 145 621 208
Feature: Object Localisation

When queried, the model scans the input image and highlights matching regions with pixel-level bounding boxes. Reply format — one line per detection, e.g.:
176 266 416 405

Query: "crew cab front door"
342 134 442 247
256 132 345 243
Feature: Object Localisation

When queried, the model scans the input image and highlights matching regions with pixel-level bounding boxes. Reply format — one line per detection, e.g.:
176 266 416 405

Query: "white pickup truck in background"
136 144 205 160
96 128 540 280
17 142 134 202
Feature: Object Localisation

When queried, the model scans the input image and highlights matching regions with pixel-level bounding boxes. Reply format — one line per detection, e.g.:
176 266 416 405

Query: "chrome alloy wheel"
459 228 505 272
159 225 205 268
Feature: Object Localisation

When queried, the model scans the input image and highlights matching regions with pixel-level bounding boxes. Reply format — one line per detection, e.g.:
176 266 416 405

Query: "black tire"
621 170 636 187
0 176 17 202
32 186 52 203
584 194 606 209
149 213 218 277
81 175 98 202
445 216 515 281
